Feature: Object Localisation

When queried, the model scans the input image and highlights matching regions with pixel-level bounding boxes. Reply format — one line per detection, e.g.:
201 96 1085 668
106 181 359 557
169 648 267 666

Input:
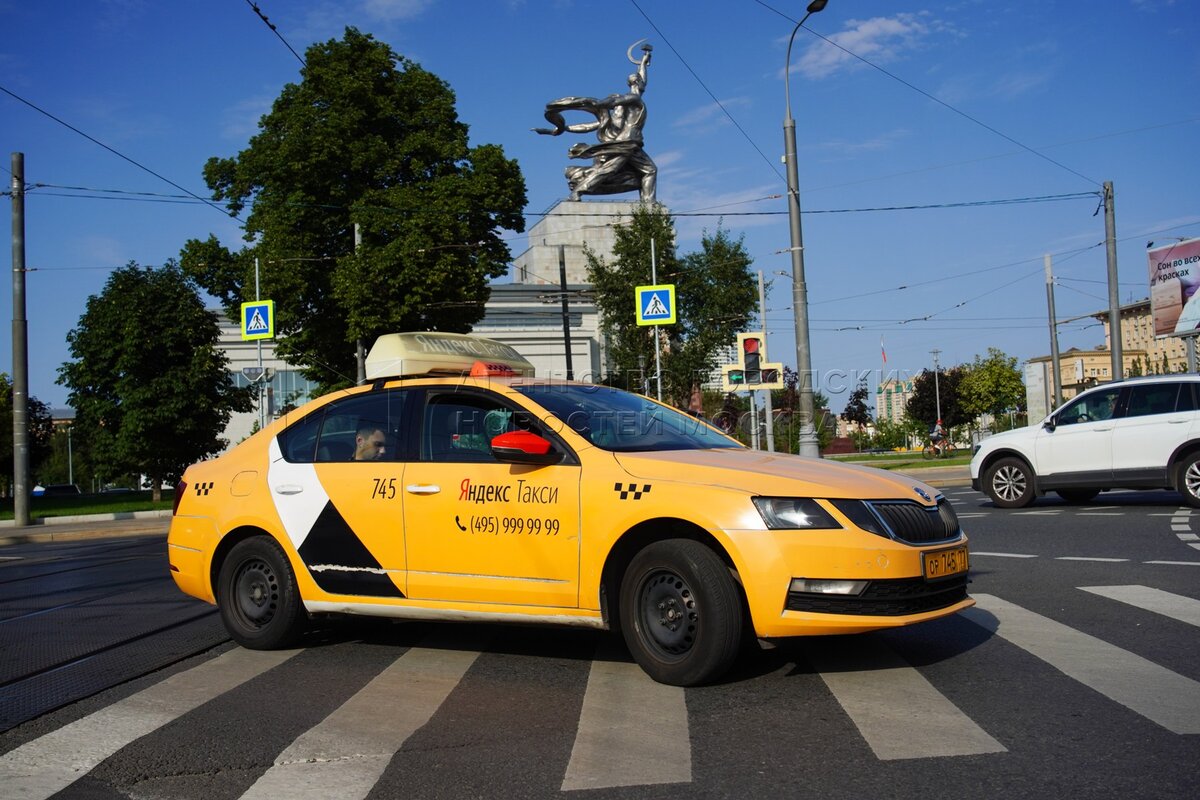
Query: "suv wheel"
1177 452 1200 508
984 457 1036 508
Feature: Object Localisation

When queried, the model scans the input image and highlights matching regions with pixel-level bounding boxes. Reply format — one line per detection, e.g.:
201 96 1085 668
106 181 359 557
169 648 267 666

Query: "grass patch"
0 490 175 521
830 452 973 470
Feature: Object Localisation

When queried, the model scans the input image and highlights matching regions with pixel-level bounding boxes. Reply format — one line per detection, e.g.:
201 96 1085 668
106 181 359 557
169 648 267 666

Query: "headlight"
752 497 841 530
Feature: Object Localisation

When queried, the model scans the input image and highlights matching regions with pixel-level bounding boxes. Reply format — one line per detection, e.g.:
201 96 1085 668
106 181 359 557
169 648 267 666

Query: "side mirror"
1043 415 1056 432
491 430 563 466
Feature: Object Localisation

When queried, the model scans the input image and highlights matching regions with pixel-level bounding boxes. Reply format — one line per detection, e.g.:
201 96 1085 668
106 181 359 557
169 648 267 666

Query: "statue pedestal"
511 199 657 285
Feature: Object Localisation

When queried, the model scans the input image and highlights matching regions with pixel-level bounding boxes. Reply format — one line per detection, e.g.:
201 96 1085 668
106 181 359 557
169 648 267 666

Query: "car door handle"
406 484 441 495
1169 418 1188 424
1093 426 1112 432
273 484 303 495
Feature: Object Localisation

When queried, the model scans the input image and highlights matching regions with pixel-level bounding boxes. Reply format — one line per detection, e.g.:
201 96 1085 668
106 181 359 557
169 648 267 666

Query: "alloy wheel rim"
994 466 1026 502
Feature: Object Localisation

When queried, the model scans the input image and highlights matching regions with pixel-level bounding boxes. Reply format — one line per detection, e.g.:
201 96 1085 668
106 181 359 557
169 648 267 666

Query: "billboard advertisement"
1148 238 1200 337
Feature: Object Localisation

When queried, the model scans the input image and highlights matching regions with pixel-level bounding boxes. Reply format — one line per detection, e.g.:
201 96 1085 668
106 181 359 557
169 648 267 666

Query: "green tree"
185 27 526 391
58 263 253 500
904 365 968 431
0 373 54 496
959 347 1026 419
841 380 873 432
586 206 757 406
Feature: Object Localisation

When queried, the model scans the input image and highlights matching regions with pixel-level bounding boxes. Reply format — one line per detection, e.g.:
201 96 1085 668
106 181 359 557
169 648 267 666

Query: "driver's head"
354 423 387 461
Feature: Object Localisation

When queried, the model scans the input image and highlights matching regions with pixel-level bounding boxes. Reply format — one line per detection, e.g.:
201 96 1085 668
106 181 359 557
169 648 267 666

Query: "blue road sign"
635 284 676 326
241 300 275 341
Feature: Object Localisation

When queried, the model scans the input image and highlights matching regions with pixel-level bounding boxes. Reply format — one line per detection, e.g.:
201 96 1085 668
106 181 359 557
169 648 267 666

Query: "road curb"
0 509 171 528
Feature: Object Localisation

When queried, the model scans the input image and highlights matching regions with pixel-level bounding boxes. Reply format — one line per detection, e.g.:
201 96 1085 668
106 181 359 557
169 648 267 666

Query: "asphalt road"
1 488 1197 799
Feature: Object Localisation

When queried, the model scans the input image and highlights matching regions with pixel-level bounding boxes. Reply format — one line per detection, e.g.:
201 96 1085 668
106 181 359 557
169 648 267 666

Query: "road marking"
970 551 1038 558
0 647 298 800
1077 512 1124 516
966 594 1200 734
241 638 480 800
956 513 988 518
1176 533 1199 541
1013 510 1061 515
802 638 1005 761
1144 560 1200 566
1079 585 1200 628
0 556 22 561
1055 556 1129 563
562 643 691 790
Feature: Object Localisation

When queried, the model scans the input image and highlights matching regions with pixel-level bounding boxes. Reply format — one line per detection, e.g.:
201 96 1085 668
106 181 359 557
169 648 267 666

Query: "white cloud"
361 0 434 22
672 97 751 130
793 13 934 79
221 95 273 141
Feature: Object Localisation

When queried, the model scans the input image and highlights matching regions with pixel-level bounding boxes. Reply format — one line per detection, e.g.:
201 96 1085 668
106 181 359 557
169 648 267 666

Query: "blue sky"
2 0 1197 411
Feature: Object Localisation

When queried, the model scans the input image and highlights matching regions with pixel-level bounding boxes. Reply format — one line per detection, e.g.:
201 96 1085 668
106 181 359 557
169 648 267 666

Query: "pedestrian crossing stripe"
241 300 275 340
635 284 676 326
5 587 1200 797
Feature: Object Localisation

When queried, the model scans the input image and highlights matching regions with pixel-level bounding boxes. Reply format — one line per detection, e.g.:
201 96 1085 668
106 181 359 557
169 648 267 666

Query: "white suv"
971 375 1200 507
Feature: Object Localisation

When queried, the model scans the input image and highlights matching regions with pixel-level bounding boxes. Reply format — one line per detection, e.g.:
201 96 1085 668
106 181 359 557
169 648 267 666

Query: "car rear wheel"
1056 488 1100 504
217 536 307 649
984 457 1036 508
1177 452 1200 508
619 539 743 687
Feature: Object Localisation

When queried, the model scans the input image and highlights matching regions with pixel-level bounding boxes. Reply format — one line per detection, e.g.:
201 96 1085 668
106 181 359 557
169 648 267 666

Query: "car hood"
612 448 939 502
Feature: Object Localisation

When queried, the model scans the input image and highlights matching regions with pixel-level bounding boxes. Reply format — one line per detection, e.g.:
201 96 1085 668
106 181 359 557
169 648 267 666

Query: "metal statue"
534 41 657 203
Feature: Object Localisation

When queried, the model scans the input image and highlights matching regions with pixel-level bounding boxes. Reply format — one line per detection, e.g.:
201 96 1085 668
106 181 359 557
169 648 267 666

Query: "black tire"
1177 452 1200 508
1056 488 1100 504
984 456 1036 508
217 536 307 649
922 445 937 460
619 539 743 687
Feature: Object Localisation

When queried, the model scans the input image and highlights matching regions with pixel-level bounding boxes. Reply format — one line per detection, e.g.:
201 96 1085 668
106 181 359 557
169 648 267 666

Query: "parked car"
40 483 82 497
971 375 1200 507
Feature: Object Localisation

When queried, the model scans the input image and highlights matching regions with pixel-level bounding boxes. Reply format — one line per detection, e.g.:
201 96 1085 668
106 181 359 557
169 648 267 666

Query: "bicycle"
921 438 955 459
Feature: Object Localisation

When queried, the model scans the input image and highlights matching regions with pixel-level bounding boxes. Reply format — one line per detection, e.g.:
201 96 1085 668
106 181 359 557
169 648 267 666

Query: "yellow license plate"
923 546 969 580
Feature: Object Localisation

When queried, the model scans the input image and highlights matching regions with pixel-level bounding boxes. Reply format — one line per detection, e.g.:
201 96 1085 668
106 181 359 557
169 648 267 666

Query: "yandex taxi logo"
722 332 784 391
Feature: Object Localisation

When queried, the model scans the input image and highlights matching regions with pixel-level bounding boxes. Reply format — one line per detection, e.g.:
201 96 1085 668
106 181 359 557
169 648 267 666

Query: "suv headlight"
752 497 841 530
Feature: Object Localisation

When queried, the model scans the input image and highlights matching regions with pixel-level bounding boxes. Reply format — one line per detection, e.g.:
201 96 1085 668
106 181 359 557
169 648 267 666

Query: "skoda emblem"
913 486 932 502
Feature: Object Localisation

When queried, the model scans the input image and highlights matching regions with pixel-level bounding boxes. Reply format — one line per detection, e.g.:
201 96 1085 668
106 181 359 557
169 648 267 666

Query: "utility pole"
758 270 775 451
355 223 366 385
10 153 30 526
557 244 574 380
930 348 942 425
1045 254 1062 409
650 238 662 401
1103 181 1123 381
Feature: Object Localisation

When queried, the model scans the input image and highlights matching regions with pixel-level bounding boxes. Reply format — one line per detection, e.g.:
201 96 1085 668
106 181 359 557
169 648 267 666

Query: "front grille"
868 499 960 544
785 575 969 616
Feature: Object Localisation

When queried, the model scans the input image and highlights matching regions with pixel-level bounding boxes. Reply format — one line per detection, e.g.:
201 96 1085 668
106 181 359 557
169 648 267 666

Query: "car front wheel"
984 457 1036 508
217 536 307 649
619 539 743 687
1177 452 1200 508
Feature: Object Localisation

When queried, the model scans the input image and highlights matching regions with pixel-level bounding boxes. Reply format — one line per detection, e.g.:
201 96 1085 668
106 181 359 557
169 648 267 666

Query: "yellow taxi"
169 332 972 686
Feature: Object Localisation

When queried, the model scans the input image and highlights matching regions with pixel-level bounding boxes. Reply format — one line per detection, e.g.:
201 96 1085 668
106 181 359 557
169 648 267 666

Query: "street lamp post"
931 348 942 424
784 0 827 458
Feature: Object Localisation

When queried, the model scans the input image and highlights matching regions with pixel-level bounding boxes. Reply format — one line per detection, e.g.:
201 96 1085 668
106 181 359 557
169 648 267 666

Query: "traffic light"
722 332 784 391
742 337 761 383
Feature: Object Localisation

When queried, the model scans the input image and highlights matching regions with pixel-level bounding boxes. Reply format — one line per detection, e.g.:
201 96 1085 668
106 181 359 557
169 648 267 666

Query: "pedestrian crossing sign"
635 284 676 326
240 300 275 341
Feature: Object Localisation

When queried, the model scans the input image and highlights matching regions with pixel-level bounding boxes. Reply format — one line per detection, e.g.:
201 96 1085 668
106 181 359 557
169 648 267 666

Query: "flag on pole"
880 335 887 364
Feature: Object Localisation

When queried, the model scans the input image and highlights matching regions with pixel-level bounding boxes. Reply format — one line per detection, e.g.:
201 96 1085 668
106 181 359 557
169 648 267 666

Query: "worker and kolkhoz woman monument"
534 41 658 203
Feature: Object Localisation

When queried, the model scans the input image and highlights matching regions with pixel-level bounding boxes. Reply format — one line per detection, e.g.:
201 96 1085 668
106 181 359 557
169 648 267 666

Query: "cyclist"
929 419 946 453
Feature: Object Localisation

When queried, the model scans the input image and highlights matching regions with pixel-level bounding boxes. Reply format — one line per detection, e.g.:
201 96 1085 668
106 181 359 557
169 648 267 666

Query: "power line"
244 1 306 66
754 0 1101 187
627 0 784 183
0 83 238 223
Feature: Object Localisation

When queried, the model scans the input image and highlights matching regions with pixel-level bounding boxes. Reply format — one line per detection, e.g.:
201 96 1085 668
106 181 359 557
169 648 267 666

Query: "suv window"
1057 386 1122 426
1125 383 1182 418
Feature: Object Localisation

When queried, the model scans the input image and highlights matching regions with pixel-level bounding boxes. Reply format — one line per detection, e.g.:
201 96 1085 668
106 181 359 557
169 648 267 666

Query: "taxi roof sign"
365 332 535 380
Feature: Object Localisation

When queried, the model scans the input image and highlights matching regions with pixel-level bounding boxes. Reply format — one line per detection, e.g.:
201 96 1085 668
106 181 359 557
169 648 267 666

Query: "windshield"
515 384 740 452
